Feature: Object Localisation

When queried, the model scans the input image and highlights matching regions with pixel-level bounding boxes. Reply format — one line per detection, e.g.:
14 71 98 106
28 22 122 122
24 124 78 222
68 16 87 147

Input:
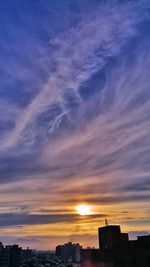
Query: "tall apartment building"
0 243 21 267
98 225 121 249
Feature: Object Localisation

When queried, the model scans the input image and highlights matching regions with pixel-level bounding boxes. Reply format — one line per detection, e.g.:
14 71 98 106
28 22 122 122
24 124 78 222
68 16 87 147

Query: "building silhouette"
56 242 82 263
81 222 150 267
0 243 21 267
98 225 122 249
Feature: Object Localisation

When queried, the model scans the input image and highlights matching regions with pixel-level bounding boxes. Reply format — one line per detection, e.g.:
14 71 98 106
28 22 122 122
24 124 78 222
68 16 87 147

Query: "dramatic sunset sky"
0 0 150 249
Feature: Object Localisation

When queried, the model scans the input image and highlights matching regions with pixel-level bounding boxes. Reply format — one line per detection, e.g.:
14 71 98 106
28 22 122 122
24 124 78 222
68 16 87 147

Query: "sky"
0 0 150 250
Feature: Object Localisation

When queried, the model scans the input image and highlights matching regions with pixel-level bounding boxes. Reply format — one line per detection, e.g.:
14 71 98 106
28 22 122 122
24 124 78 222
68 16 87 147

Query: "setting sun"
75 204 92 216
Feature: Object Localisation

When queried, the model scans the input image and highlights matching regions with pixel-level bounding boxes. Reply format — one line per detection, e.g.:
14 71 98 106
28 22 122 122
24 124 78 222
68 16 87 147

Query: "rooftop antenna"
105 218 108 226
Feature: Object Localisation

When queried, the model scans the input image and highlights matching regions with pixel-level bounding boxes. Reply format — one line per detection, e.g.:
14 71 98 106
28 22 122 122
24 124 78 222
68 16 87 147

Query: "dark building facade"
21 247 32 263
98 225 122 249
56 245 63 258
0 243 21 267
56 242 82 263
81 224 150 267
81 248 113 267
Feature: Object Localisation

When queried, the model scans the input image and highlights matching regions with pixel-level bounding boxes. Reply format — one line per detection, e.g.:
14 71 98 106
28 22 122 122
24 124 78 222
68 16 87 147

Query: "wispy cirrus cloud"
0 0 149 149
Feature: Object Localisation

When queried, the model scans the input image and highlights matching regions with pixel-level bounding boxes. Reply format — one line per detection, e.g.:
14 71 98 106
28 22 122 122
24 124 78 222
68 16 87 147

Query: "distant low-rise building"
56 242 82 263
21 247 32 263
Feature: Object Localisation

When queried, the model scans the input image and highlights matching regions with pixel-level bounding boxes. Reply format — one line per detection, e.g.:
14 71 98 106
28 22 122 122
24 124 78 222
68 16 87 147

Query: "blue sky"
0 0 150 249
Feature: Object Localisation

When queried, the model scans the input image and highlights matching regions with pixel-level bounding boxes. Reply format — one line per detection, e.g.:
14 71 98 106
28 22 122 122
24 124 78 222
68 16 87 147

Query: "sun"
75 204 92 216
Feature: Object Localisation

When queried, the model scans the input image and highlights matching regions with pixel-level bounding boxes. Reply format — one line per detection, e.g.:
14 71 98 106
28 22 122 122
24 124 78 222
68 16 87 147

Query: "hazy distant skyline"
0 0 150 249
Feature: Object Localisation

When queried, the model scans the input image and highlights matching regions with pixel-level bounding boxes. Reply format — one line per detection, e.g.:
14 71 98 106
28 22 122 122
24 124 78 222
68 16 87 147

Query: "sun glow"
75 204 92 216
